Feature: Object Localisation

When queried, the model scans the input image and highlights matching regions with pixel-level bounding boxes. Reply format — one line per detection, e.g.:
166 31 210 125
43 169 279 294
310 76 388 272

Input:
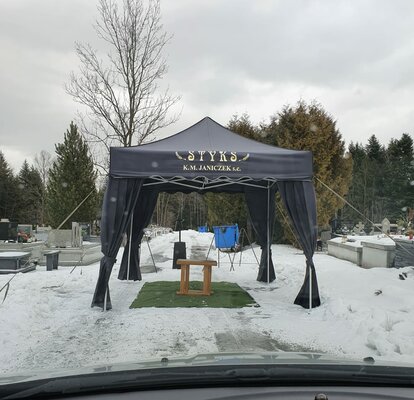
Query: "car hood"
1 351 413 386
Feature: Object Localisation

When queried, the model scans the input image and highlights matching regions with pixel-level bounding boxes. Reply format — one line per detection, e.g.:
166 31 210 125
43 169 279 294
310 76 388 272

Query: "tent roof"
110 117 313 181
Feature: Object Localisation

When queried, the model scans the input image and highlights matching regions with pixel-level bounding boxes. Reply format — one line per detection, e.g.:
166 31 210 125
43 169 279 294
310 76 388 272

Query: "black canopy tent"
92 117 321 310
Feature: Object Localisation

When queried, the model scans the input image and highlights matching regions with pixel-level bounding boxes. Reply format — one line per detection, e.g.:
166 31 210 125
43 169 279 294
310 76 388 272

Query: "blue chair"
213 224 239 249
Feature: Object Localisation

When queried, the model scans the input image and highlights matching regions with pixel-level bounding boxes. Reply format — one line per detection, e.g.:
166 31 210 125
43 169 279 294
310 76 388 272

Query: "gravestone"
0 220 18 241
0 222 8 240
48 230 72 248
353 222 365 235
79 223 91 241
320 231 331 243
47 224 83 248
34 226 51 242
17 224 33 236
71 222 82 247
381 218 391 234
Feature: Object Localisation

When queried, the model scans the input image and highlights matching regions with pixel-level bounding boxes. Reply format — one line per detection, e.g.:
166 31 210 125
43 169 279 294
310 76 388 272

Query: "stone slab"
327 240 362 266
361 241 395 268
0 251 31 270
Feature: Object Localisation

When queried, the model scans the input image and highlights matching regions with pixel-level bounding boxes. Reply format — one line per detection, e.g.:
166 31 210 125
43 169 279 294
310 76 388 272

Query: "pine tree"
15 160 43 224
366 135 386 162
363 135 387 222
266 101 352 233
0 151 19 220
341 142 370 225
47 122 98 229
384 133 414 221
228 113 262 141
343 133 414 227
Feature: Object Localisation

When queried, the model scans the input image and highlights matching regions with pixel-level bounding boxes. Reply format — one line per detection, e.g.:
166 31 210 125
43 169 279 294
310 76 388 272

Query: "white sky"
1 0 414 172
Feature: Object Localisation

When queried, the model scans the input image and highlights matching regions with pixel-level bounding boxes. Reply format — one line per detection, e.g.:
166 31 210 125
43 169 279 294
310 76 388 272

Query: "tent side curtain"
91 177 144 310
244 185 276 283
118 188 159 281
277 181 321 309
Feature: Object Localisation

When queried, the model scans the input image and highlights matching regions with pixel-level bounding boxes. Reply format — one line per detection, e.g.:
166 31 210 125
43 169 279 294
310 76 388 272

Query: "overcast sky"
1 0 414 172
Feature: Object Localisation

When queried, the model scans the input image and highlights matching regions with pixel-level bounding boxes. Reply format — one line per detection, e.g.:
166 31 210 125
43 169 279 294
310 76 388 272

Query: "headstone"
381 218 391 234
17 224 33 242
320 231 331 243
353 222 365 235
0 222 8 240
48 230 72 248
0 221 18 241
79 222 91 241
370 226 376 236
71 222 82 247
34 226 51 242
17 224 33 236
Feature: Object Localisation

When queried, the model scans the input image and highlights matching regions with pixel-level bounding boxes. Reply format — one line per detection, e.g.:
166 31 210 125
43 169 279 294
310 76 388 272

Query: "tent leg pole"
228 251 234 271
267 184 270 284
147 238 157 273
103 287 108 312
205 235 215 260
127 212 134 281
239 230 244 267
309 264 312 312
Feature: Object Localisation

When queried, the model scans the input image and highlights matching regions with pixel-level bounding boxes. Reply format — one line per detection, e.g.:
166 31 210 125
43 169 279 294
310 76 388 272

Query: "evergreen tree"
341 142 370 225
362 135 386 222
366 135 386 162
227 113 262 141
47 122 98 229
343 133 414 227
384 133 414 221
15 160 43 224
0 151 18 220
266 101 352 233
348 142 366 165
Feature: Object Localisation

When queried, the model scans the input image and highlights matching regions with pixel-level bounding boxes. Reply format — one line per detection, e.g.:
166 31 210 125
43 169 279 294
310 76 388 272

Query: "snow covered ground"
1 229 414 375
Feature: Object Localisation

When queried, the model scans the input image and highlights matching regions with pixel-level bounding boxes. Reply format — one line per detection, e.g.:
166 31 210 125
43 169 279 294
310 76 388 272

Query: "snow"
330 234 412 247
1 229 414 375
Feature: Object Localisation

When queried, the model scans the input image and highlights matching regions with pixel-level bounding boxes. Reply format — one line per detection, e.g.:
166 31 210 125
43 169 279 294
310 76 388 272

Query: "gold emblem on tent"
175 151 249 162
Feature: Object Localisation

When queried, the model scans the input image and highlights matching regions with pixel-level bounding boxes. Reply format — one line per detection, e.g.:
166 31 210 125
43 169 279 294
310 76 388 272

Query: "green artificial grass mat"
130 281 258 308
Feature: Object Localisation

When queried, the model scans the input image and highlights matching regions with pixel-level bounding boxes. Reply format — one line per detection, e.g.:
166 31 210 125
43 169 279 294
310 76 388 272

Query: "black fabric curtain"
244 185 276 283
277 181 320 309
91 177 143 310
118 188 159 281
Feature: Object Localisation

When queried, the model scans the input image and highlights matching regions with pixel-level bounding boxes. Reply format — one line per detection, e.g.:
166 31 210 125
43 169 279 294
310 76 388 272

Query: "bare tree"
66 0 180 172
34 150 52 187
34 150 52 225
